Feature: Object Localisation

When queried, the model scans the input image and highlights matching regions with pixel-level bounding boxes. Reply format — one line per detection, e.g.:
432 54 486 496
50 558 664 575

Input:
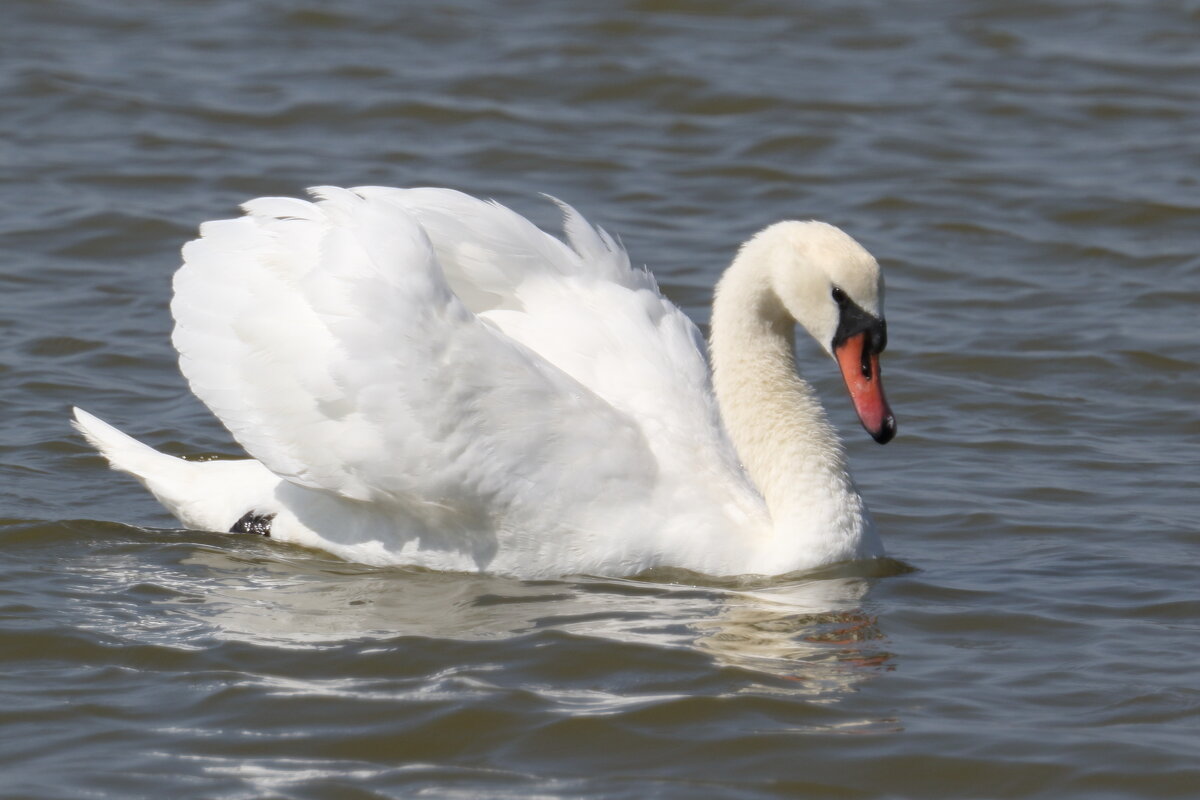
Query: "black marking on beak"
831 286 886 357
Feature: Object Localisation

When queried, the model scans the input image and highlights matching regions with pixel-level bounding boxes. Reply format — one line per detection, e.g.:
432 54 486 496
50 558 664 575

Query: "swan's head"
760 221 896 444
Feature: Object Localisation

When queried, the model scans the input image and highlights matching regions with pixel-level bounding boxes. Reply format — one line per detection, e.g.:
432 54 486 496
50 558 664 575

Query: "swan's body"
74 187 895 578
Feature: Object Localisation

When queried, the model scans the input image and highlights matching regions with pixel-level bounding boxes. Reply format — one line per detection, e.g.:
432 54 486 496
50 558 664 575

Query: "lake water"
2 1 1198 798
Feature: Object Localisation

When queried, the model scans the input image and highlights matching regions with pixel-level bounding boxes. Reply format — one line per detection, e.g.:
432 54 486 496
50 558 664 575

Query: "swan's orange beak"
834 331 896 444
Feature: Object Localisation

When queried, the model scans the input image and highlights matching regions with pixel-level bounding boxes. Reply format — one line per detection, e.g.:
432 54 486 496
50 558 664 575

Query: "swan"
73 186 896 578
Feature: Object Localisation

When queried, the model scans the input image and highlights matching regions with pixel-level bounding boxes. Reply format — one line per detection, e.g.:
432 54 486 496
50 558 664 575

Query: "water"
2 1 1198 797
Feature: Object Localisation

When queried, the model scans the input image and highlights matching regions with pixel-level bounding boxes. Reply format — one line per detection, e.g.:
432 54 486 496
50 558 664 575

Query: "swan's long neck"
709 246 866 542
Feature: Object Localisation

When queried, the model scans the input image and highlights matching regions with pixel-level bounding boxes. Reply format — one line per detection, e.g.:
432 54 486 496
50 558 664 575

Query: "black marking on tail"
231 511 275 537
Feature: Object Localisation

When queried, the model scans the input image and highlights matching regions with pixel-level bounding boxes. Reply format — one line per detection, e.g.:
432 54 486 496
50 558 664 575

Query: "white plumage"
75 186 896 578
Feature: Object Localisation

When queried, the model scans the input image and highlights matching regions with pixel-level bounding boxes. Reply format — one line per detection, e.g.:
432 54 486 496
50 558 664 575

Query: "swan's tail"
72 407 180 484
71 407 281 533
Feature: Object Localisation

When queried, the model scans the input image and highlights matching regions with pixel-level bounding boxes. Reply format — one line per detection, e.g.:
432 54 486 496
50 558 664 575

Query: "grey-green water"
2 1 1198 798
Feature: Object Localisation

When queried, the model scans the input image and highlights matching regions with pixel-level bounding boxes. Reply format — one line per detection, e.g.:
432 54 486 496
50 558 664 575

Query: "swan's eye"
831 287 847 304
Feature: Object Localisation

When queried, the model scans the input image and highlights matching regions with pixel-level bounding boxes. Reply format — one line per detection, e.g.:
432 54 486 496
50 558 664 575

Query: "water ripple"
4 0 1200 797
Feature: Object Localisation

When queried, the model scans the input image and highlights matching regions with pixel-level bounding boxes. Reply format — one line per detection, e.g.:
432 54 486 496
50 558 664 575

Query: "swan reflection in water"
688 573 896 698
153 541 904 706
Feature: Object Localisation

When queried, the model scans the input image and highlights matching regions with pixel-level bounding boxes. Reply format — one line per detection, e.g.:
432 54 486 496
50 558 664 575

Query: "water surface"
2 1 1198 798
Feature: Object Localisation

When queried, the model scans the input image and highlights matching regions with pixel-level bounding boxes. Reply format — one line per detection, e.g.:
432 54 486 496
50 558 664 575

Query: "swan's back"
170 187 764 574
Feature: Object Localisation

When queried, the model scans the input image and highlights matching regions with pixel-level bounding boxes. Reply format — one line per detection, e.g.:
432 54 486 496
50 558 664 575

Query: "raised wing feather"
363 189 756 519
348 188 750 505
171 188 656 531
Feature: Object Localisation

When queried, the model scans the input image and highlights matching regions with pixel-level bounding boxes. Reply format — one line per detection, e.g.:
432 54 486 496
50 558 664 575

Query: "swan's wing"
352 186 655 311
487 229 759 521
346 188 760 520
351 188 725 449
170 187 654 525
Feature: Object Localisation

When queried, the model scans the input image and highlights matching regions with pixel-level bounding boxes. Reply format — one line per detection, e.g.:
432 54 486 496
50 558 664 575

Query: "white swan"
73 187 895 578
